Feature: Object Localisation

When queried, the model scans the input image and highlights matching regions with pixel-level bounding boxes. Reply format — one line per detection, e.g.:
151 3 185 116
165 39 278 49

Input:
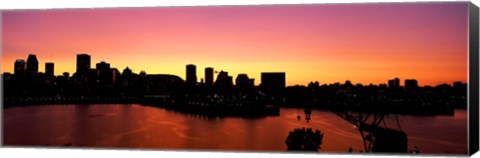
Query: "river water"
3 104 467 154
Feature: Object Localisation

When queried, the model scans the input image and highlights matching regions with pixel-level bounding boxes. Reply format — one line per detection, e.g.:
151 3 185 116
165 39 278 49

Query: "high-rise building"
235 74 250 89
45 62 54 77
121 67 133 87
96 61 111 71
96 61 112 84
14 59 26 76
186 64 197 86
205 67 214 86
76 54 91 75
388 77 400 89
404 79 418 92
111 68 120 84
214 71 233 87
261 72 286 89
26 54 39 75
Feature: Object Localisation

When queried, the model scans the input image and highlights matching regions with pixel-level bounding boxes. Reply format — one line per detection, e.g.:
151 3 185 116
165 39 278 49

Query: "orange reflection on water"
3 104 467 154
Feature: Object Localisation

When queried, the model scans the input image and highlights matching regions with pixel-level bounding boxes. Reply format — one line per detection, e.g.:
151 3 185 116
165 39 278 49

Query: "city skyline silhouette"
2 53 468 87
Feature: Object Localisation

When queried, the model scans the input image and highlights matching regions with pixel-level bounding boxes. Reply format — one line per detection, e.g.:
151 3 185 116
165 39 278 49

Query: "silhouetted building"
56 72 70 86
45 62 54 77
76 54 91 83
112 68 120 84
236 74 251 89
227 76 233 86
87 68 98 83
3 73 13 82
63 72 70 78
146 74 185 95
186 64 197 86
404 79 418 92
96 61 113 85
214 70 234 88
14 59 26 76
26 54 39 75
205 67 214 86
388 78 400 89
76 54 91 73
122 67 133 76
121 67 134 87
261 72 286 89
96 61 110 70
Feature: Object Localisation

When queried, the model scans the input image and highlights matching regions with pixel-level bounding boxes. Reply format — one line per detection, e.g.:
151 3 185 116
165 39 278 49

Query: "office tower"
388 77 400 89
14 59 26 76
186 64 197 86
214 70 234 87
236 74 250 89
26 54 39 75
76 54 91 75
111 68 120 84
45 62 54 77
205 67 214 86
96 61 112 84
404 79 418 92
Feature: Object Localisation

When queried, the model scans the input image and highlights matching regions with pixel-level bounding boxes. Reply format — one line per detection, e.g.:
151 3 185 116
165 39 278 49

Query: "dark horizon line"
1 69 467 88
5 54 468 87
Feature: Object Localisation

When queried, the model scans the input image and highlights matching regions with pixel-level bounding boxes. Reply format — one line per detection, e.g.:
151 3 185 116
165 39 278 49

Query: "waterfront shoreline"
2 97 459 116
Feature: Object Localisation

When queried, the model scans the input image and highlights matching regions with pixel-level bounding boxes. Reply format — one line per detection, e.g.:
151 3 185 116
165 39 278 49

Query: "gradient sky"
1 2 469 86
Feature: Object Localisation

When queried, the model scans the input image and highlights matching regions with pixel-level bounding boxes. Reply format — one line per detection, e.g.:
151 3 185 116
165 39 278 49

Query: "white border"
0 0 479 158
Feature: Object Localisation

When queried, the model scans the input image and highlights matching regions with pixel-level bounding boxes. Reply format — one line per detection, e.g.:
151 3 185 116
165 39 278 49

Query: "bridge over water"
332 110 408 153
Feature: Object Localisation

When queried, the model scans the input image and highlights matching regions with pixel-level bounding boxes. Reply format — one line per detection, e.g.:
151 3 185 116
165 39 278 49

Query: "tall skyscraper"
26 54 39 75
76 54 91 75
75 54 91 83
205 67 214 86
186 64 197 86
14 59 26 76
45 62 54 77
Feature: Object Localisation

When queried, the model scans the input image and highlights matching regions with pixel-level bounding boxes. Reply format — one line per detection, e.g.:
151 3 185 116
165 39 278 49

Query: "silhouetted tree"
285 127 324 151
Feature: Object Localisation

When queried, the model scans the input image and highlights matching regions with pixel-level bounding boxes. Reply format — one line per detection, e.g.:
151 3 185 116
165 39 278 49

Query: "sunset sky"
1 2 469 86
